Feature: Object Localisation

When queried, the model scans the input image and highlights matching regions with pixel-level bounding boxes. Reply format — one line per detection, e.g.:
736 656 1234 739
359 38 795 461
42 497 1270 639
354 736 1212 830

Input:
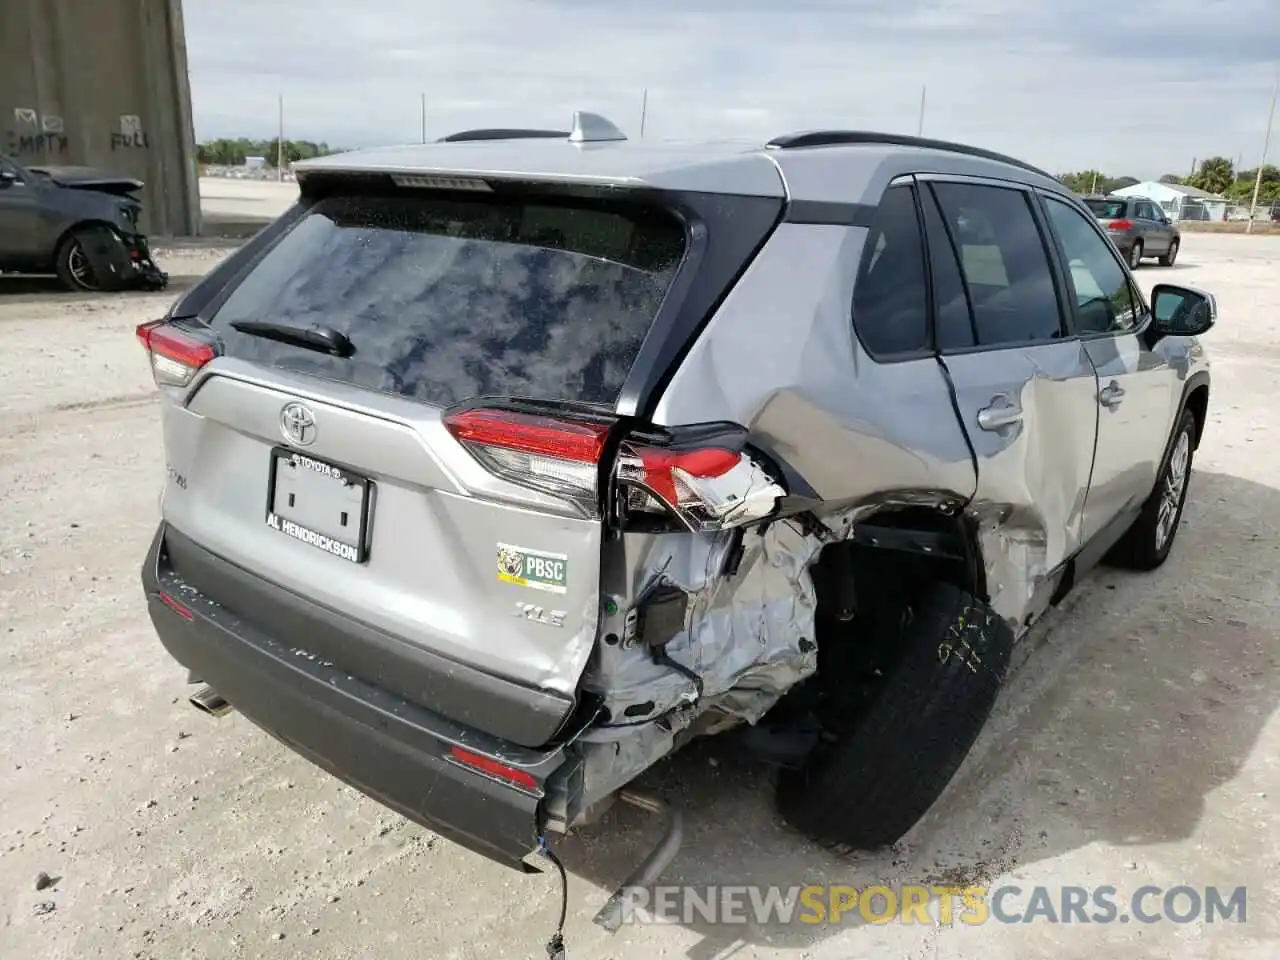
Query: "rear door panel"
941 344 1099 567
922 177 1099 631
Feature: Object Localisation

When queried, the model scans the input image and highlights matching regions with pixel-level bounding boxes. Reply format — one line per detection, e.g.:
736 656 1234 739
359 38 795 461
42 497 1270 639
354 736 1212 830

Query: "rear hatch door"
158 182 690 745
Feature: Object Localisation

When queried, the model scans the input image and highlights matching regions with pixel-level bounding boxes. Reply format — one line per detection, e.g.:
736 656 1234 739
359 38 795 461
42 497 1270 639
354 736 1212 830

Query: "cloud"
183 0 1280 178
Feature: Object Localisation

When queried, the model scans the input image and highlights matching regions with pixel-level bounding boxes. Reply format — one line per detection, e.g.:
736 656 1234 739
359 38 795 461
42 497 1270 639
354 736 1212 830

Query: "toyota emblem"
280 401 317 446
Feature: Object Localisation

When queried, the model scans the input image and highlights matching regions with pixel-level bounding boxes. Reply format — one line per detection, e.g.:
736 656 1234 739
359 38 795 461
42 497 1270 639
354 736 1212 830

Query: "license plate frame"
265 446 374 564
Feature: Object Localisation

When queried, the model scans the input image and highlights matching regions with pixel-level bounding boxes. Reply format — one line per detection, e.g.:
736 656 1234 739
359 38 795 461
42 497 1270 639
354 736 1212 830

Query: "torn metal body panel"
566 515 845 818
587 520 825 725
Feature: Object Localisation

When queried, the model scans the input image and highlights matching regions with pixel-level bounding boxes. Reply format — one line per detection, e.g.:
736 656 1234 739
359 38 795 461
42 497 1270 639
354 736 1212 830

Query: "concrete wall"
1 0 200 236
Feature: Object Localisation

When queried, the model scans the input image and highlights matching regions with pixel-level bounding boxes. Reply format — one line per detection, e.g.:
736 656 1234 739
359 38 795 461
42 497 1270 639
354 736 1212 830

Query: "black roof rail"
436 128 569 143
764 130 1057 182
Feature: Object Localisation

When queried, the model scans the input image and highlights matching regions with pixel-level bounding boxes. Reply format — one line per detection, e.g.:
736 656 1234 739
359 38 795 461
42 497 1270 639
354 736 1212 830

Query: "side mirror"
0 171 16 188
1150 283 1215 337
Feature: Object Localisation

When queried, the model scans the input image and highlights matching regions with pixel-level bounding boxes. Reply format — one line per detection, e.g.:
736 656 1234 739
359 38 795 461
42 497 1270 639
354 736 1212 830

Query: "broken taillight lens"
616 441 786 531
136 320 217 387
444 407 786 529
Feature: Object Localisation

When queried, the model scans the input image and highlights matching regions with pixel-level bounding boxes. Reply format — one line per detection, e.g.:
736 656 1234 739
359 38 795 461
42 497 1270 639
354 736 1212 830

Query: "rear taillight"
443 407 786 530
136 320 217 387
444 408 610 509
1107 219 1133 231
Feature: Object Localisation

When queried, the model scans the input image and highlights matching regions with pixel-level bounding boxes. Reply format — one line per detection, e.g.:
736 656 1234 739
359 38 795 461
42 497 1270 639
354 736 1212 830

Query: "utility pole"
276 93 284 182
421 93 427 144
917 85 926 136
1246 72 1277 235
640 89 648 138
1090 171 1099 194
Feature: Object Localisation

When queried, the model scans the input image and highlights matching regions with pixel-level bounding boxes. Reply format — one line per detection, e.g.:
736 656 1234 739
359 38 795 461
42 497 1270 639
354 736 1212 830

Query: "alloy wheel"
1155 429 1191 550
67 242 102 292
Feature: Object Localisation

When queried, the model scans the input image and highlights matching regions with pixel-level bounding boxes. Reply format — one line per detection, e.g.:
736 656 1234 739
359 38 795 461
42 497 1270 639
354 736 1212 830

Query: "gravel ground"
1 235 1277 960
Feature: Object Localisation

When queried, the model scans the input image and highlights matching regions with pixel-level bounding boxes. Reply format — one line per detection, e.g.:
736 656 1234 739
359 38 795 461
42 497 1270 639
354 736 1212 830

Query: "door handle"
976 395 1023 431
1099 381 1126 408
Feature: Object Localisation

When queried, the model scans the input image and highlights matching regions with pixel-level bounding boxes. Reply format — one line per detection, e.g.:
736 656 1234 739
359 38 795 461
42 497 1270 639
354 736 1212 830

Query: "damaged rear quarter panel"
580 223 959 791
586 521 824 724
651 221 978 510
591 221 979 716
568 217 982 814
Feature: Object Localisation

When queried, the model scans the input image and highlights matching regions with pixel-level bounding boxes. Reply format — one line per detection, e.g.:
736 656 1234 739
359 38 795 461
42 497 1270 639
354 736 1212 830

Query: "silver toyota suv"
138 112 1214 931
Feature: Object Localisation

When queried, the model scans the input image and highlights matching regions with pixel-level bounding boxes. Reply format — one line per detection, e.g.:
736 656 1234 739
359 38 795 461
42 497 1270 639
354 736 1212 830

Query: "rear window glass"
207 192 687 407
1083 198 1127 219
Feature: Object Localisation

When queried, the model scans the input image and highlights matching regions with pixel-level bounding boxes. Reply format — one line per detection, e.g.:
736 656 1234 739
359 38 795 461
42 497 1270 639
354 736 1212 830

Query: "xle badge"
514 602 567 628
497 543 568 595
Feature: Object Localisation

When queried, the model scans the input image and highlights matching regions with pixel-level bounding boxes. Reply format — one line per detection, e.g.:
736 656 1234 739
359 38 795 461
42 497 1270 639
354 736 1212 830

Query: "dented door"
921 176 1099 629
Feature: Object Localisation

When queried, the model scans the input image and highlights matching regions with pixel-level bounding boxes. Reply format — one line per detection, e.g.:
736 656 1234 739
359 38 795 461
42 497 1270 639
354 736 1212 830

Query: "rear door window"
928 181 1065 347
851 183 930 357
207 191 687 407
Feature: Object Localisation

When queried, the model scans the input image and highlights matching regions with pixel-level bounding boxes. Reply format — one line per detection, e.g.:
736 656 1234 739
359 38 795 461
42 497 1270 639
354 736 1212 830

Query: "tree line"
196 138 338 167
1058 157 1280 204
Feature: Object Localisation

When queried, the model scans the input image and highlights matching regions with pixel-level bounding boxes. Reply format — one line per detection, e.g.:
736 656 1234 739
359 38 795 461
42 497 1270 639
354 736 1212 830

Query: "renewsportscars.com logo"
615 883 1248 926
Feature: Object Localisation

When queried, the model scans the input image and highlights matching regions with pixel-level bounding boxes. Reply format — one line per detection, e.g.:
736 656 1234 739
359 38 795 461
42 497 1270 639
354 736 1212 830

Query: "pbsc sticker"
497 543 568 594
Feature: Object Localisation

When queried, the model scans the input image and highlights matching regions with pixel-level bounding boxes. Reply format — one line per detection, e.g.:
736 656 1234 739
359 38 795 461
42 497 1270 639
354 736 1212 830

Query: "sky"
182 0 1280 180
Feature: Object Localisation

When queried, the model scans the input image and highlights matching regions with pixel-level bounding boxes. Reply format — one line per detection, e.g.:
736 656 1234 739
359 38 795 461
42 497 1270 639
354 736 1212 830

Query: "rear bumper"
141 522 564 869
159 525 576 748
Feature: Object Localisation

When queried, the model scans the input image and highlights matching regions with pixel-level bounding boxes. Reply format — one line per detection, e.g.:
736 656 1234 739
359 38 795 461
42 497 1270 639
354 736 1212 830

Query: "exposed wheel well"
52 220 121 266
810 506 985 610
757 506 986 749
811 508 984 670
1184 384 1209 449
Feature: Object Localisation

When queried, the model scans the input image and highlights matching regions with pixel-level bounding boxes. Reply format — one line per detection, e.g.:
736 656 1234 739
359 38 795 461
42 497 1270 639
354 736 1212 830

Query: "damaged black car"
0 154 168 293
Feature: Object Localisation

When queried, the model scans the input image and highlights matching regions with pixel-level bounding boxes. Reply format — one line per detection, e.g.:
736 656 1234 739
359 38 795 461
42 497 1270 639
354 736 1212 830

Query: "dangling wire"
538 836 568 959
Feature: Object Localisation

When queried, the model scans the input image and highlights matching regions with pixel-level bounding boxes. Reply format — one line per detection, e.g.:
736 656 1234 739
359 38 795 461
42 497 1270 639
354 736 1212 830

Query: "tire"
54 233 102 292
775 581 1012 851
54 227 128 293
1127 240 1144 269
1159 238 1179 267
1104 409 1196 571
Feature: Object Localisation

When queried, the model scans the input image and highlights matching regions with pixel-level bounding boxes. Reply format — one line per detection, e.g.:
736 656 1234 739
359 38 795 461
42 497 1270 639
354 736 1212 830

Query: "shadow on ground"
553 467 1280 957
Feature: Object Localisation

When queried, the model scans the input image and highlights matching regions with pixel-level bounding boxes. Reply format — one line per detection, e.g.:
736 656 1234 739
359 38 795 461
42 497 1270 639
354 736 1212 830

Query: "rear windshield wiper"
229 319 355 358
